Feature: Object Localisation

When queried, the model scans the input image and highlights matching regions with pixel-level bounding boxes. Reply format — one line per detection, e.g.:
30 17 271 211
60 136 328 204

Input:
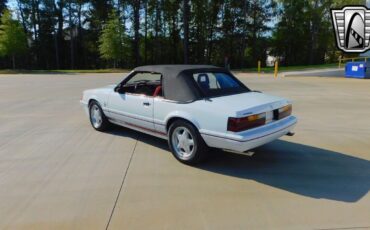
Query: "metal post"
339 58 341 68
258 61 261 75
274 61 278 78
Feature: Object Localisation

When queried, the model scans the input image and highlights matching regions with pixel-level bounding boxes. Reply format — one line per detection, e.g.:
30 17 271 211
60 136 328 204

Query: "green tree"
272 0 309 65
98 11 127 68
0 0 7 16
272 0 364 66
129 0 141 66
163 0 181 63
246 0 276 66
3 0 359 70
0 10 28 69
87 0 114 68
183 0 190 63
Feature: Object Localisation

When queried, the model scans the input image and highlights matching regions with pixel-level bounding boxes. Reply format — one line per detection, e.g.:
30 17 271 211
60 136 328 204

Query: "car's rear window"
192 72 249 97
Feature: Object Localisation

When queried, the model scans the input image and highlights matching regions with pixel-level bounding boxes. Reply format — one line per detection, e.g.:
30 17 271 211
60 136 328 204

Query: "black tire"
168 120 209 165
89 101 110 131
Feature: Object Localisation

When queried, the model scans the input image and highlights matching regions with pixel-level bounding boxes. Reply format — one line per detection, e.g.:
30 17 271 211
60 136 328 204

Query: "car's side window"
126 72 161 85
121 72 162 97
193 72 242 91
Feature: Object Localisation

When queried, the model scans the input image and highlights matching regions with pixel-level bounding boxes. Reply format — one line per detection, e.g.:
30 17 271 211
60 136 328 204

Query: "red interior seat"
153 86 162 97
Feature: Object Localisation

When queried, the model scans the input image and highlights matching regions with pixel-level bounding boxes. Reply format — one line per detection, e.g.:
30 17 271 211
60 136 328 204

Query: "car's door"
106 72 161 131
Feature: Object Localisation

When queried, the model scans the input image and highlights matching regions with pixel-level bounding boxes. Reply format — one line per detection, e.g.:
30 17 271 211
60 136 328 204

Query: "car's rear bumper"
200 116 297 153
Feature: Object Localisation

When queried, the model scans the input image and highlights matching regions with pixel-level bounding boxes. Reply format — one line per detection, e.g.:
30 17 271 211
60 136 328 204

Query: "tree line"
0 0 364 70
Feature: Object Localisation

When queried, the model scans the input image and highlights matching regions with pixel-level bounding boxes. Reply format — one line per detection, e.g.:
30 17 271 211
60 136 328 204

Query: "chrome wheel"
171 126 195 159
90 104 102 129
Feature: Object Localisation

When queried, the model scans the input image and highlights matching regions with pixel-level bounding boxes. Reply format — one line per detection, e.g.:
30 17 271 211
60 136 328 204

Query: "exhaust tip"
286 132 295 136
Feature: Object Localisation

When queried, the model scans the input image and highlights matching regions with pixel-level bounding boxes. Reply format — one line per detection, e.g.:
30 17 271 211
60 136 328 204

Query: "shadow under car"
107 126 370 203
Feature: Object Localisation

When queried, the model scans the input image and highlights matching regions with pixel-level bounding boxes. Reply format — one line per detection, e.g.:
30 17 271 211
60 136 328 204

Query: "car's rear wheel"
168 120 208 164
89 101 110 131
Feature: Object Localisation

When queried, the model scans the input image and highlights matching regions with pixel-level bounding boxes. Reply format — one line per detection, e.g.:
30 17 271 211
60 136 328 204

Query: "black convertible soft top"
132 65 232 102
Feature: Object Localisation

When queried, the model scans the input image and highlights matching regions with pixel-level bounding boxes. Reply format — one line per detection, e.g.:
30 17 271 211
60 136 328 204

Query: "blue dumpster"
345 62 370 79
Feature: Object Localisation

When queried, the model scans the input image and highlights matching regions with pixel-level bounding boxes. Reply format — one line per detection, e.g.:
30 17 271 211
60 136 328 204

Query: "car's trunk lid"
207 92 289 118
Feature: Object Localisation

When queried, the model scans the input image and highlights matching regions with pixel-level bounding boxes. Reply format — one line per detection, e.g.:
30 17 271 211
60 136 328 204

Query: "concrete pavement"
0 73 369 229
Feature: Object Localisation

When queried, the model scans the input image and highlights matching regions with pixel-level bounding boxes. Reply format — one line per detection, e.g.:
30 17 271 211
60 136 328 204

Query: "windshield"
192 72 249 97
125 72 161 86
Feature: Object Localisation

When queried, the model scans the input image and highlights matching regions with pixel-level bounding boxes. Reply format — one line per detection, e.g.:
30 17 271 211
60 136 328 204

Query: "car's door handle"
143 102 151 106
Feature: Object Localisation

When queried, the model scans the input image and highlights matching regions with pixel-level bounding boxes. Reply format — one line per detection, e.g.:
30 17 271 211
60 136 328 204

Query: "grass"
0 63 339 74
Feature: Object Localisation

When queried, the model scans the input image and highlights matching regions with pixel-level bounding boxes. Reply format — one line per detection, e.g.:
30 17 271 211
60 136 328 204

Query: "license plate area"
265 111 274 123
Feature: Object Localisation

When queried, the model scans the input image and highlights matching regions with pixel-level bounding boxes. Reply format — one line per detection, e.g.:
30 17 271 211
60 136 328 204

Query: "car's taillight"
227 113 266 132
278 104 292 120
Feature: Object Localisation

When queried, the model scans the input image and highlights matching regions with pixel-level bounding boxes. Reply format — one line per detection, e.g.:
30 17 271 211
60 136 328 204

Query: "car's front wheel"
168 120 209 165
89 101 110 131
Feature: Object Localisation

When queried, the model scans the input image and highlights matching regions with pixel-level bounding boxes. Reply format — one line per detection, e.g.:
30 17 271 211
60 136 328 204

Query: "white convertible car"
81 65 297 164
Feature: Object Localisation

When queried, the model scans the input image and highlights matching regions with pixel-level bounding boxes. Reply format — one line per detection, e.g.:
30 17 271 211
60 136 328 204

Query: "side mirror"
114 85 122 93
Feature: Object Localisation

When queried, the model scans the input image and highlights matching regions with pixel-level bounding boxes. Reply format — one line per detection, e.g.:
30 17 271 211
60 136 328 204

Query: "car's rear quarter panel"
153 98 229 138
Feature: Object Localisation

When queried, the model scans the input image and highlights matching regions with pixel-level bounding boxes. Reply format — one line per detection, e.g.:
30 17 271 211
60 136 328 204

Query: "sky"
6 0 16 10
